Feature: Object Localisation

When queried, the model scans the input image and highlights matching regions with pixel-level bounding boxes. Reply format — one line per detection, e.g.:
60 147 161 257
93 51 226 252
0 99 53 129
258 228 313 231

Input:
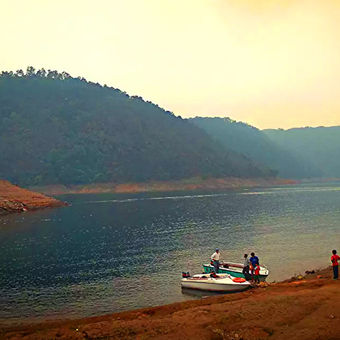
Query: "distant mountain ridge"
263 126 340 178
0 67 273 186
190 117 339 179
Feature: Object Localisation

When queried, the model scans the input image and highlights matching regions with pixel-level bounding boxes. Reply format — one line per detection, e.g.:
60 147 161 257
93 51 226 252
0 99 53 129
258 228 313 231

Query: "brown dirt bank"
1 267 339 340
0 180 65 215
29 177 298 195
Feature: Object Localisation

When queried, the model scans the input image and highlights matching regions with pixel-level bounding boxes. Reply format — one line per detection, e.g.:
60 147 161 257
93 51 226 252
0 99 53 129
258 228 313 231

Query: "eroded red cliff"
0 180 65 215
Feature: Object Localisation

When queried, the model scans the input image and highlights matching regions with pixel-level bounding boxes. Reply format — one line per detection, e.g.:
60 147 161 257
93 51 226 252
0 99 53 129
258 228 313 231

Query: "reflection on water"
181 287 227 298
181 287 245 298
0 182 340 324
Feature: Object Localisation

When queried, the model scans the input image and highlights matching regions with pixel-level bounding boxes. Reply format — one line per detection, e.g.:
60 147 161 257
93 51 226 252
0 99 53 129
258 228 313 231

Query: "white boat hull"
181 274 250 292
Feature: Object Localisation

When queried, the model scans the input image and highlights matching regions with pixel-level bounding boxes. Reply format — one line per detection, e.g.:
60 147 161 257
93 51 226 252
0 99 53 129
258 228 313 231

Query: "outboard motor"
182 272 190 278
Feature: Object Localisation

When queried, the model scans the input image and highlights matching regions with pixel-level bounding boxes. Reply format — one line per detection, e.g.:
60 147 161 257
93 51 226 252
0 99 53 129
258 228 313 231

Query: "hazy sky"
1 0 340 129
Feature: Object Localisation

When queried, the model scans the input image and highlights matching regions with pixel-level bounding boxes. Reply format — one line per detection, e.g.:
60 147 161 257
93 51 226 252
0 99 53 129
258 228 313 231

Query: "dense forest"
0 67 274 186
264 127 340 178
190 117 329 178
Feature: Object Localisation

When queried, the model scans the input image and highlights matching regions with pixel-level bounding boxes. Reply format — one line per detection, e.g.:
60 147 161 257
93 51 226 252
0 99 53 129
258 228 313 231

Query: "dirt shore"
29 177 298 195
1 267 339 340
0 180 65 215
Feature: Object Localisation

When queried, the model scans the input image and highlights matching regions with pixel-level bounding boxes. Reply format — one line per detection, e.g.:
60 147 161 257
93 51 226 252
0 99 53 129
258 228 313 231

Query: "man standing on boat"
211 248 220 273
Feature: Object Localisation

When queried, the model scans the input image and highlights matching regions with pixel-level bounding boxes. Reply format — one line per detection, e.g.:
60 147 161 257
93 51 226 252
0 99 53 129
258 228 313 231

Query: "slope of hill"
0 180 64 215
190 117 321 178
264 126 340 178
0 68 274 186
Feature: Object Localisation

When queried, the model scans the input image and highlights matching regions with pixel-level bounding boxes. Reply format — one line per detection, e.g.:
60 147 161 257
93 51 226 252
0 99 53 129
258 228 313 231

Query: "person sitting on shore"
211 248 220 273
331 249 340 280
243 253 251 280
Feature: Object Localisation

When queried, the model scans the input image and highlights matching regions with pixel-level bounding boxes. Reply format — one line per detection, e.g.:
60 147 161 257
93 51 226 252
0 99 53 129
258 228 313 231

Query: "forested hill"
190 117 323 178
264 127 340 178
0 68 274 186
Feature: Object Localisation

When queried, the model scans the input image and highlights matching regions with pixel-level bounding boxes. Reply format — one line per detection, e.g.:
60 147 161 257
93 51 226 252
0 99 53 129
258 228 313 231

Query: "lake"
0 182 340 324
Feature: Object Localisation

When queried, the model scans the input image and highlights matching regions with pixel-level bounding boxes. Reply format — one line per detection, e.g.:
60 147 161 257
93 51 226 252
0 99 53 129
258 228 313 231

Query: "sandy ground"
1 267 339 340
0 180 65 215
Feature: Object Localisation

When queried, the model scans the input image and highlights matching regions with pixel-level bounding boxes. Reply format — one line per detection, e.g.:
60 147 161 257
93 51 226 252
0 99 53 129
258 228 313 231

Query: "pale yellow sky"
1 0 340 129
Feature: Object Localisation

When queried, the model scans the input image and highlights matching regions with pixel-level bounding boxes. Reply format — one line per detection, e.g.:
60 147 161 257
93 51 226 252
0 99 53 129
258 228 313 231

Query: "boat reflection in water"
181 287 228 298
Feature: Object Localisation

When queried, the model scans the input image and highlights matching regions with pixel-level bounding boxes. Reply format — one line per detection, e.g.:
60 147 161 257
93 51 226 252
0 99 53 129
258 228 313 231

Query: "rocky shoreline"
1 267 339 339
0 180 65 215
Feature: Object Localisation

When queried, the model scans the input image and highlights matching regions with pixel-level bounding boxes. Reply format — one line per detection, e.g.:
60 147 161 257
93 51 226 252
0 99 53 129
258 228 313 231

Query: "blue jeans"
243 266 251 280
213 260 220 273
333 265 338 279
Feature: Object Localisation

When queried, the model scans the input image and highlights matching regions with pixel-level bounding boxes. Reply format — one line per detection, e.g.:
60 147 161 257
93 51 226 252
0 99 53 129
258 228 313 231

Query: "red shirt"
331 254 340 266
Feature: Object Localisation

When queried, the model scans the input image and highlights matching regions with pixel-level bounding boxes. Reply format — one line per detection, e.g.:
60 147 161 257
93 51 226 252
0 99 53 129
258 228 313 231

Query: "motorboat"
203 261 269 282
181 273 251 292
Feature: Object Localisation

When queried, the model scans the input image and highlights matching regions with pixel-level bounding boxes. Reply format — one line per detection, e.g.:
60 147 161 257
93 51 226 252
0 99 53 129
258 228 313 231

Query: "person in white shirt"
210 248 220 273
242 253 251 280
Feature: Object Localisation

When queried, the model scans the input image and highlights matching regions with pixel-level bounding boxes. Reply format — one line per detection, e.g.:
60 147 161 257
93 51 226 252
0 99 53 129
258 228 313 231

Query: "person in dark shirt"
249 252 259 280
250 252 259 267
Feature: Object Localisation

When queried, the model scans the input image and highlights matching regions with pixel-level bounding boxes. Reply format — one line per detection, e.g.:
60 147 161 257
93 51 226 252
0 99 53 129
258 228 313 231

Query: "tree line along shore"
0 177 296 216
29 177 297 196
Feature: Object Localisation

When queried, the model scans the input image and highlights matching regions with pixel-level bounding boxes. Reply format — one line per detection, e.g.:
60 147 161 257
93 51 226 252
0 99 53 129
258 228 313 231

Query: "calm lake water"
1 182 340 324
